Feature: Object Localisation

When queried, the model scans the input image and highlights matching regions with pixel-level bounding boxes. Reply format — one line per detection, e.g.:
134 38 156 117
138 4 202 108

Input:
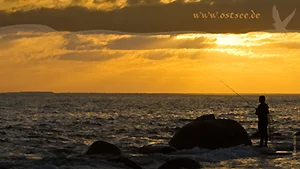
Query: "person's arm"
266 105 270 114
255 107 259 116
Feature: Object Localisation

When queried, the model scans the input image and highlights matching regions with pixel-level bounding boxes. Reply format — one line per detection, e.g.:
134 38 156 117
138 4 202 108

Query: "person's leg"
258 123 264 147
264 125 268 147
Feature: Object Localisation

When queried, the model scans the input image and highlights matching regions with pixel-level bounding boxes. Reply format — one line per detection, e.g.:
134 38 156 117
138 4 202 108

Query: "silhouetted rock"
0 162 13 169
169 117 252 150
108 157 142 169
4 126 12 129
39 164 59 169
195 114 216 121
138 145 177 154
86 141 142 169
0 138 7 142
122 158 142 169
158 158 201 169
86 140 121 155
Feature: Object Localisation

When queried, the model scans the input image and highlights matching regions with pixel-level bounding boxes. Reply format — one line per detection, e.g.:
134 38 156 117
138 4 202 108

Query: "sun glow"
1 27 300 93
215 34 245 46
174 33 250 47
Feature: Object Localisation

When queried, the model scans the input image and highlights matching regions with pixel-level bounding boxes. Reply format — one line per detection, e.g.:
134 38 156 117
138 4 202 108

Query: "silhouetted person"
255 95 270 147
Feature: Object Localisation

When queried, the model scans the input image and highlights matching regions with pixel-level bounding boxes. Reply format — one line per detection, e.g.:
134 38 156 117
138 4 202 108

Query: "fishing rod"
214 76 257 108
200 71 257 108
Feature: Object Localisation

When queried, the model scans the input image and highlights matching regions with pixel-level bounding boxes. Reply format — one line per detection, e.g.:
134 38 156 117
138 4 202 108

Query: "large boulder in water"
86 140 121 155
169 116 252 150
195 114 216 121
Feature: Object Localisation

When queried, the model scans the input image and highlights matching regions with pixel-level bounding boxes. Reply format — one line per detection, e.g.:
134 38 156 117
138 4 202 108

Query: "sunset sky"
0 0 299 93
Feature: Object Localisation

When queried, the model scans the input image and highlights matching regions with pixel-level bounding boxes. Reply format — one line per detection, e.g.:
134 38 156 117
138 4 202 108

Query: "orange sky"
0 26 299 93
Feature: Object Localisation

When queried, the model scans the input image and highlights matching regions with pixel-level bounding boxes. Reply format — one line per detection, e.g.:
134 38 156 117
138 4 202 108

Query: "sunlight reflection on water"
0 94 299 168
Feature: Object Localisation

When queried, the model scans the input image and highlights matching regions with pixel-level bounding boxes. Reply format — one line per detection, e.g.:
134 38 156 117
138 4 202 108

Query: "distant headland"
2 91 55 95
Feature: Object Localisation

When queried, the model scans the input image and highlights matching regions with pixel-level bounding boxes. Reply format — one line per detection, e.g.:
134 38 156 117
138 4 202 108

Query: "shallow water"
0 93 299 168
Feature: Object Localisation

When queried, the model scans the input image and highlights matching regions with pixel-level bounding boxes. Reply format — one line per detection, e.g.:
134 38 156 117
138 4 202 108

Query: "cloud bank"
1 0 299 33
0 25 299 93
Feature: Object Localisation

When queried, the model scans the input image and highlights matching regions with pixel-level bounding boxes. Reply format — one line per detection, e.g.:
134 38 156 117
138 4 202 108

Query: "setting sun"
215 34 245 46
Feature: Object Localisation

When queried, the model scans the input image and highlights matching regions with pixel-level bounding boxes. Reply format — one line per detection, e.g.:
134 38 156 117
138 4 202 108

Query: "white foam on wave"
206 145 260 161
170 145 260 162
117 145 261 169
126 145 261 169
171 147 211 155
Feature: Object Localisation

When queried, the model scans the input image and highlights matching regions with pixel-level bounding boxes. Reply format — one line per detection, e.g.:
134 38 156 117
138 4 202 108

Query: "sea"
0 93 299 169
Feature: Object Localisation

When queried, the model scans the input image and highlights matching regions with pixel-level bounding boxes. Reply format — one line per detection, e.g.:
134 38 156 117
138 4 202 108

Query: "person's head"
259 95 266 103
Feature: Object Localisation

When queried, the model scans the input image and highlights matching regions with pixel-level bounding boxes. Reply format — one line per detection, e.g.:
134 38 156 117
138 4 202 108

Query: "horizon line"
1 91 300 95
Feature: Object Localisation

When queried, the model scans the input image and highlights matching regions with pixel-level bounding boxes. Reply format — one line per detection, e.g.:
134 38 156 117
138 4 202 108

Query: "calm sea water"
0 93 299 169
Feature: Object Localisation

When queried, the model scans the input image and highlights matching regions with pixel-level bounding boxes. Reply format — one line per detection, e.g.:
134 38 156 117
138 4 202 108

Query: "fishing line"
213 76 256 108
201 71 256 108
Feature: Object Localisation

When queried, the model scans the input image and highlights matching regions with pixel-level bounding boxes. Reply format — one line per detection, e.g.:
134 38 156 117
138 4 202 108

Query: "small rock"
0 131 6 135
0 162 13 169
158 158 201 169
0 138 8 142
4 126 12 129
86 140 121 155
108 157 142 169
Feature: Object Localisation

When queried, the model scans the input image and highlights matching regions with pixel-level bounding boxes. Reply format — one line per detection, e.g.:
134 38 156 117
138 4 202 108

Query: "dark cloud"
0 25 56 34
0 0 299 33
126 0 161 5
